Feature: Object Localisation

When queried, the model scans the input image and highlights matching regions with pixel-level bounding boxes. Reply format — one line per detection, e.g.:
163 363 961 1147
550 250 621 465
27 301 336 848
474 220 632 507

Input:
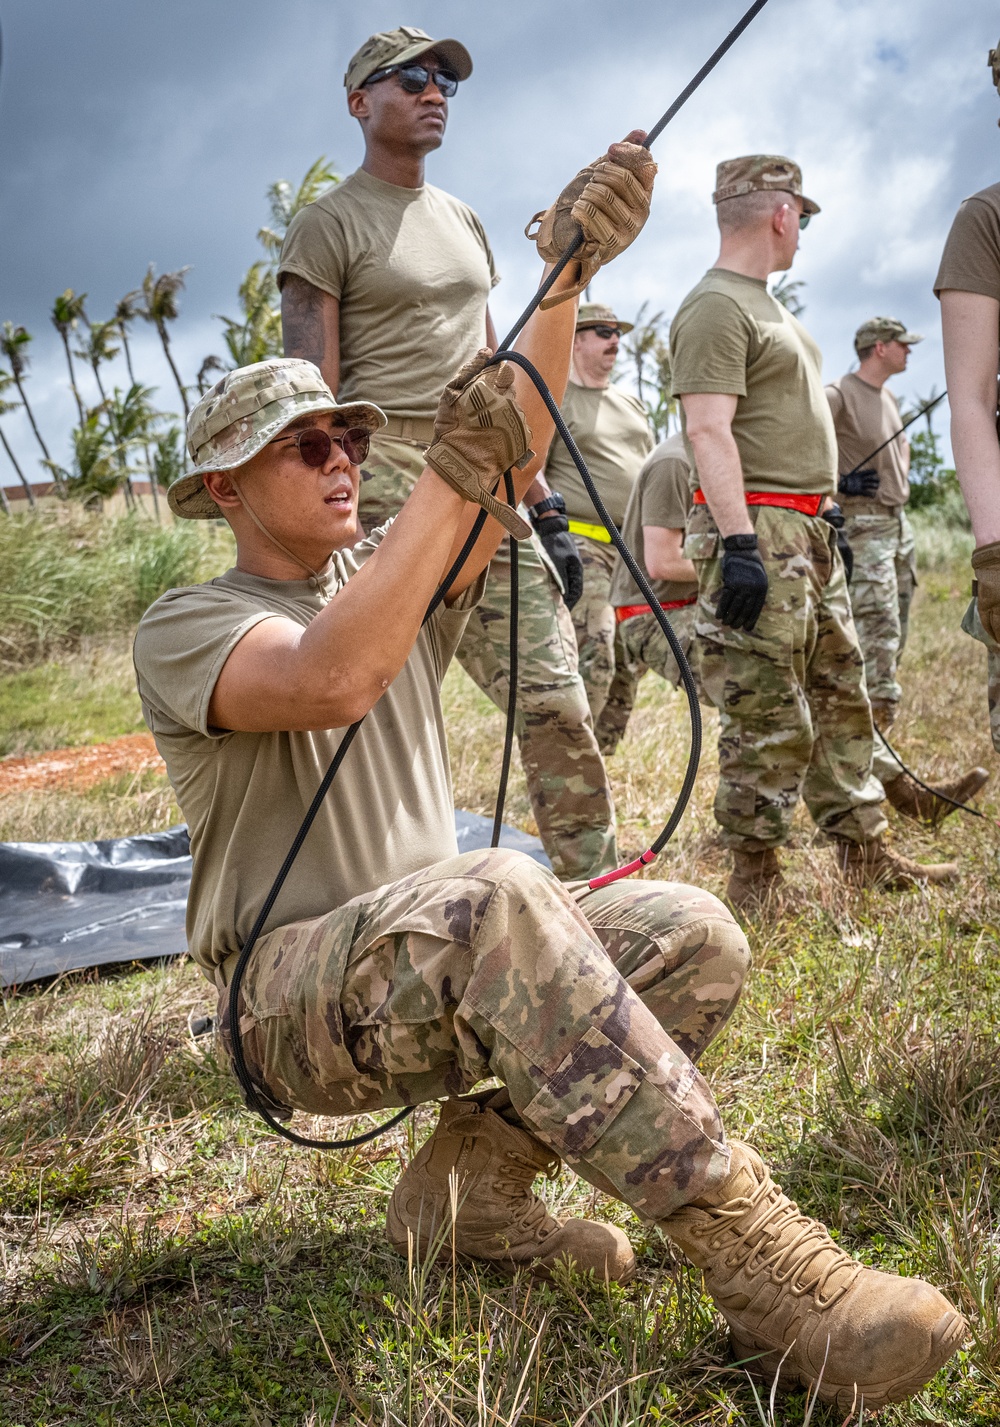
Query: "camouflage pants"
962 596 1000 754
596 604 698 756
686 504 886 851
218 847 750 1220
360 434 616 881
570 536 619 721
843 506 917 785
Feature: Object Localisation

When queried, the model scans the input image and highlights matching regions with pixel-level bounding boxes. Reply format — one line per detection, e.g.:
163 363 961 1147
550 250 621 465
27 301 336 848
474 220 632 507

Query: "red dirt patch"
0 734 165 796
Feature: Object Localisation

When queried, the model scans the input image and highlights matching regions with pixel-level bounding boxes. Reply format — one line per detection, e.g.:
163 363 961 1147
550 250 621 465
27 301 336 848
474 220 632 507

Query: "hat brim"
350 36 473 90
576 318 634 334
167 397 387 521
801 194 821 216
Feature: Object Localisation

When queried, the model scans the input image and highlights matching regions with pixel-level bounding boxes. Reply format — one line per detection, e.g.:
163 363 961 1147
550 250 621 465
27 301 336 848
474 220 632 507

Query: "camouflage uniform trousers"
570 536 619 722
686 504 887 851
962 596 1000 755
217 846 751 1220
596 603 699 756
359 433 617 882
842 503 917 785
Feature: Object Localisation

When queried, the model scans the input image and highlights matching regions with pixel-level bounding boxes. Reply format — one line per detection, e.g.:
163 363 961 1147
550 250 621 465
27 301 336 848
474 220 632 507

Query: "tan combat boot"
661 1143 965 1410
726 848 787 914
385 1096 635 1282
883 767 989 826
834 836 958 889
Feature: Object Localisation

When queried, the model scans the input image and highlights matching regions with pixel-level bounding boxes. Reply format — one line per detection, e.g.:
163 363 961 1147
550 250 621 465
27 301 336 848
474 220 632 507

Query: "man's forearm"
951 402 1000 545
688 428 752 536
280 275 339 394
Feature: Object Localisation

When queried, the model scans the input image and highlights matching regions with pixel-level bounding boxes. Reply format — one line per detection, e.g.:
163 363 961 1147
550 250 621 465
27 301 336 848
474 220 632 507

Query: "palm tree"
770 275 807 316
109 382 161 516
0 370 35 509
620 303 677 439
51 289 89 421
76 319 120 405
196 354 227 394
257 156 340 261
139 265 191 419
215 261 283 367
0 323 58 487
150 424 185 499
115 292 142 384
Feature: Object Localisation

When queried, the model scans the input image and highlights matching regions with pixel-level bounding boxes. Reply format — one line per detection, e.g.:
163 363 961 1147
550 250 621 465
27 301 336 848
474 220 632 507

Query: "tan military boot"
725 848 787 913
834 836 958 889
385 1097 635 1282
883 767 989 826
661 1143 965 1410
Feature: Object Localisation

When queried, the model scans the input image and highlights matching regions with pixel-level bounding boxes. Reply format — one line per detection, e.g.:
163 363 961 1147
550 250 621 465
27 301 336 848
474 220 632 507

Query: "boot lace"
496 1148 560 1237
694 1174 863 1310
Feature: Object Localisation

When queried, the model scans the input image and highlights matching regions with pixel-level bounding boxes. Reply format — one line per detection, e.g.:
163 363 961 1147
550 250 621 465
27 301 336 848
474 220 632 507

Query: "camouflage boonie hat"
168 359 386 521
854 316 924 353
344 26 473 92
576 302 633 334
713 154 820 216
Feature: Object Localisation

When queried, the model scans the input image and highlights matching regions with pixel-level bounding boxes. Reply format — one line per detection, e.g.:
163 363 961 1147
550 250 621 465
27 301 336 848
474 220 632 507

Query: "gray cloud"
0 0 996 478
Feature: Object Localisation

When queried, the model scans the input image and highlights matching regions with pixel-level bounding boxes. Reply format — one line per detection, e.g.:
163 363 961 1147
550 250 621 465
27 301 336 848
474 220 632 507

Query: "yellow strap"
567 518 612 544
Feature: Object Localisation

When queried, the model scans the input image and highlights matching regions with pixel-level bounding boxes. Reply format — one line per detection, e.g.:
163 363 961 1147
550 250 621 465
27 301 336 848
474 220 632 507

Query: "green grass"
1 532 999 1423
0 636 145 758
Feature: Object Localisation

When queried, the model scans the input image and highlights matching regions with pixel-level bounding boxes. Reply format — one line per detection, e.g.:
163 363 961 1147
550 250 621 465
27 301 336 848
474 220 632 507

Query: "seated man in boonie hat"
132 189 964 1417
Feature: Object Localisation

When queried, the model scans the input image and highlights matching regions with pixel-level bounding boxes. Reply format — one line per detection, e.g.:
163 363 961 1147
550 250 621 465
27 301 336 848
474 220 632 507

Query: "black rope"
491 471 519 845
225 0 773 1149
842 392 947 479
874 722 996 827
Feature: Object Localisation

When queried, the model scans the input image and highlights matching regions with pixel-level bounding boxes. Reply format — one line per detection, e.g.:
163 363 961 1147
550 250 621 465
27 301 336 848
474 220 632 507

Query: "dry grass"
0 548 998 1424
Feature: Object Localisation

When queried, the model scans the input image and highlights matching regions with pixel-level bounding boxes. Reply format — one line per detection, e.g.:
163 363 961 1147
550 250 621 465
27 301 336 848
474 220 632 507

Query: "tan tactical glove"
425 350 534 540
972 540 1000 642
525 129 658 309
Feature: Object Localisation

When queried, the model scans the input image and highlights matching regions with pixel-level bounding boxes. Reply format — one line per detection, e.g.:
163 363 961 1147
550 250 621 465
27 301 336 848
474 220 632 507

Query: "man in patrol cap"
278 27 629 882
670 155 958 910
937 39 1000 757
597 431 701 755
827 318 988 819
543 303 654 720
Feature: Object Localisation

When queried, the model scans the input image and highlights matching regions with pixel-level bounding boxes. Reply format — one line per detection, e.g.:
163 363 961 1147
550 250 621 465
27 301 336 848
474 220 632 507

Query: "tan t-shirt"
278 168 498 420
610 432 698 607
669 268 837 497
934 181 1000 300
132 530 482 977
544 381 654 529
825 373 909 507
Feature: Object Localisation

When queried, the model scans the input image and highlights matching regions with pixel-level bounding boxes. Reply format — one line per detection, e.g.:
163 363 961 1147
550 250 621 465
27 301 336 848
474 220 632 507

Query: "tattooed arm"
280 275 341 396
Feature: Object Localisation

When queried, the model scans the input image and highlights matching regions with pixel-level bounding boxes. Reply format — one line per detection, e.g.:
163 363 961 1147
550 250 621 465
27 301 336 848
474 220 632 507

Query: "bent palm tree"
115 292 143 385
51 289 89 420
0 370 35 509
76 319 120 405
140 265 191 420
0 323 59 488
215 261 283 366
257 156 340 261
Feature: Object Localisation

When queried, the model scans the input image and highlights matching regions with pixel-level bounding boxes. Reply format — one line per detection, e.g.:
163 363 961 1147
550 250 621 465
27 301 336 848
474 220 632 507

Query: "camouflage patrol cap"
854 316 924 353
713 154 820 216
344 26 473 93
168 359 386 521
576 302 634 334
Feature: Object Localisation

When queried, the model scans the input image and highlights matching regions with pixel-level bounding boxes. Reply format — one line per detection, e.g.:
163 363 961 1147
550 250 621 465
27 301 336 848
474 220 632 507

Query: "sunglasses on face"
364 63 460 97
798 211 811 230
271 426 371 468
589 325 621 340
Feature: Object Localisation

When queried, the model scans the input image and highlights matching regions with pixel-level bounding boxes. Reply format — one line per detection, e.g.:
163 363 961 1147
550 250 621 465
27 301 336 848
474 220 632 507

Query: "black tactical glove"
838 468 880 498
529 495 584 609
822 502 854 584
716 533 768 632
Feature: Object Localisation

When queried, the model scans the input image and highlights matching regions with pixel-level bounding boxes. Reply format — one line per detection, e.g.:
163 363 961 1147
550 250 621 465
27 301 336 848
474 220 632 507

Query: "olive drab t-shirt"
934 181 1000 301
669 268 838 497
277 167 498 421
610 432 698 608
825 373 910 507
132 531 483 978
543 381 654 529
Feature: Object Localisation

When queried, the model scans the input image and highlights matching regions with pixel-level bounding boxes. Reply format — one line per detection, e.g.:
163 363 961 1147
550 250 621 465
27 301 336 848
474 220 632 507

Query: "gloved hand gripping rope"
227 0 775 1150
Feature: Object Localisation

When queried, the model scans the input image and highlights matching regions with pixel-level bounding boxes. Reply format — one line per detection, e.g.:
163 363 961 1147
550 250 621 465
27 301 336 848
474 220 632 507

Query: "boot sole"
732 1308 967 1409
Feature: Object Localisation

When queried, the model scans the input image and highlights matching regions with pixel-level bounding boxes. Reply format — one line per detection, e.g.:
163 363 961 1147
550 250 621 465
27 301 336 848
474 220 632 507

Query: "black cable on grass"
874 723 998 829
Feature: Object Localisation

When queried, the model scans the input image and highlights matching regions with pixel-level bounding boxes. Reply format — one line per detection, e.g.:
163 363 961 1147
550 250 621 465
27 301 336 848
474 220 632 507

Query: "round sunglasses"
271 426 370 468
364 63 460 98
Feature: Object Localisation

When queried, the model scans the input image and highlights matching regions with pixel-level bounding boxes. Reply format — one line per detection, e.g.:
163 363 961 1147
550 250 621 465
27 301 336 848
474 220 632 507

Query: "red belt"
692 489 825 517
616 595 697 624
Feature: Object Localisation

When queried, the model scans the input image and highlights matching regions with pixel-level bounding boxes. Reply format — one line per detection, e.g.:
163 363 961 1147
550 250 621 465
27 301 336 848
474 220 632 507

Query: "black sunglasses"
271 426 370 468
589 324 622 340
364 63 460 98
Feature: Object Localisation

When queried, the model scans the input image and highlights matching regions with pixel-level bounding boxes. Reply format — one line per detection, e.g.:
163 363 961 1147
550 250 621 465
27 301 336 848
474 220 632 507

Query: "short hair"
716 189 793 234
855 344 877 362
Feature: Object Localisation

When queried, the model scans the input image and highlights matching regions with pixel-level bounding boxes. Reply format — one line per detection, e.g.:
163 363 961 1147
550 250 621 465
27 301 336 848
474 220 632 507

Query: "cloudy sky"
1 0 998 482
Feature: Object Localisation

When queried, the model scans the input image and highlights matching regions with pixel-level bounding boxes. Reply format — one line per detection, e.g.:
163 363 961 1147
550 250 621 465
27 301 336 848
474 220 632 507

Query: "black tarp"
0 814 549 986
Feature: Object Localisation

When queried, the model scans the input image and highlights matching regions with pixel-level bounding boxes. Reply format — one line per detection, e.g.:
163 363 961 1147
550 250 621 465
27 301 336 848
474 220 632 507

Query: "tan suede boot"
385 1097 635 1282
834 836 959 889
725 848 787 914
883 767 989 826
661 1143 965 1409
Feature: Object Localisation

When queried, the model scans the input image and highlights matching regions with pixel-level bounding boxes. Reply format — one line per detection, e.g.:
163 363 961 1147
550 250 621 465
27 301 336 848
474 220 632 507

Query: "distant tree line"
0 159 339 517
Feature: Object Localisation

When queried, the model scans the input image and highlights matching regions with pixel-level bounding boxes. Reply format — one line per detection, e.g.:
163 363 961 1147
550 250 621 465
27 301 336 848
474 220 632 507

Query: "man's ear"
203 469 241 510
773 202 792 234
347 88 369 121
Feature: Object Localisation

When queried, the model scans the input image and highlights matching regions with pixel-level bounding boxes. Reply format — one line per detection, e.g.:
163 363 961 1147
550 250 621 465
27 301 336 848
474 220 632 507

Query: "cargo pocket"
522 1024 645 1157
683 530 718 562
